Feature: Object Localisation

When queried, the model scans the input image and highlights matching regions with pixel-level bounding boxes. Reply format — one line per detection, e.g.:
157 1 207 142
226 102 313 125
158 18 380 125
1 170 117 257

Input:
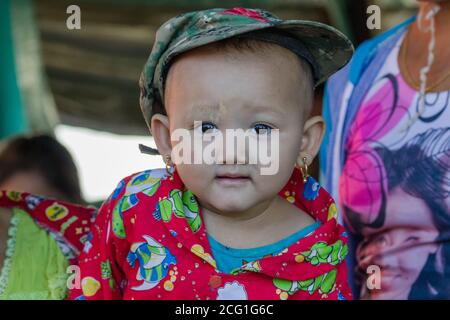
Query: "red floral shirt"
70 167 351 300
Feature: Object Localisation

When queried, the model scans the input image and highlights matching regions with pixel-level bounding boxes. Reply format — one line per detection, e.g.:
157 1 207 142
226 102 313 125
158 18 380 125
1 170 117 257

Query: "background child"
0 134 83 204
0 134 94 299
71 7 353 300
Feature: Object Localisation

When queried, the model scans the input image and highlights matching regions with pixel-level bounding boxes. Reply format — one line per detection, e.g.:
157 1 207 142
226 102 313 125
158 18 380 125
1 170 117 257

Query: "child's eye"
196 122 218 134
252 123 273 135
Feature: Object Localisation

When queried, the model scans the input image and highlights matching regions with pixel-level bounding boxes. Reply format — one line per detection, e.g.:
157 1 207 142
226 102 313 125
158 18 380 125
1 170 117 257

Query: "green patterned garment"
0 208 69 300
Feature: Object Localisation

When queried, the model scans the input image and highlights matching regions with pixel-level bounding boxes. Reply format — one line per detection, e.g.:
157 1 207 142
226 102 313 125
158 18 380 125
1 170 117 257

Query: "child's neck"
201 197 274 224
200 196 315 249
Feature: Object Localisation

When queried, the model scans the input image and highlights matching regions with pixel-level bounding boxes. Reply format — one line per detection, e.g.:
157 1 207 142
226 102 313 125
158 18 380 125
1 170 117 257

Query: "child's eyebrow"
247 104 287 116
185 102 286 123
185 103 226 123
189 104 220 115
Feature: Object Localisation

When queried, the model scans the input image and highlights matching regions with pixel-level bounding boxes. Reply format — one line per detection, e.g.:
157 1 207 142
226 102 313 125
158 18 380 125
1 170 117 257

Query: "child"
70 7 353 300
0 135 94 300
0 192 94 299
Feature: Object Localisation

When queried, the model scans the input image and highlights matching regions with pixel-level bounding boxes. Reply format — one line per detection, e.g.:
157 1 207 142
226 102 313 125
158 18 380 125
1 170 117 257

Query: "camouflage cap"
139 7 354 128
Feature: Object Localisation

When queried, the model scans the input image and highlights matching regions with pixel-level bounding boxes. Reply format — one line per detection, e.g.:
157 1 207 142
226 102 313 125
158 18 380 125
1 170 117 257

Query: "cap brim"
163 20 353 88
276 20 354 86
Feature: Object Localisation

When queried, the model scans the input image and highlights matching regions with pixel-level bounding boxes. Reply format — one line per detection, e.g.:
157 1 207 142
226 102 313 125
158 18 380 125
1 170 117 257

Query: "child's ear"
296 115 326 166
150 113 172 157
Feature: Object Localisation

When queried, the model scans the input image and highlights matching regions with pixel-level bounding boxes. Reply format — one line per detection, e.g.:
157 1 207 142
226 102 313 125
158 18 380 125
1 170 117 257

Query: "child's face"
152 44 324 215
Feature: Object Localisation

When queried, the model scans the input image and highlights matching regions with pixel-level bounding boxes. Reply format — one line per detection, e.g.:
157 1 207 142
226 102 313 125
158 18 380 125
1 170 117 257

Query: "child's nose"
222 137 248 165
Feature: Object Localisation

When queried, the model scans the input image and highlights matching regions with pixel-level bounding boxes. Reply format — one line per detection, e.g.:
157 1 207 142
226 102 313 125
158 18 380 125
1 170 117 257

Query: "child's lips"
215 173 251 187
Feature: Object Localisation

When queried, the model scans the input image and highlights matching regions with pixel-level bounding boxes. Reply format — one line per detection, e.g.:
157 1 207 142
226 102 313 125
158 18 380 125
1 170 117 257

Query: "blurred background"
1 0 418 204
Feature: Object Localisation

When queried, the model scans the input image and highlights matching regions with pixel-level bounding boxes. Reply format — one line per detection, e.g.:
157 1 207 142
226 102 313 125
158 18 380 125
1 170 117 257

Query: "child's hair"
0 134 83 203
153 35 315 120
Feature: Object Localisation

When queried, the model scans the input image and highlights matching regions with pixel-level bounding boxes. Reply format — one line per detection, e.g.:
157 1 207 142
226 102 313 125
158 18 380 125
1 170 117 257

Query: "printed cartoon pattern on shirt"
70 167 352 300
127 235 177 291
155 189 202 233
112 170 165 238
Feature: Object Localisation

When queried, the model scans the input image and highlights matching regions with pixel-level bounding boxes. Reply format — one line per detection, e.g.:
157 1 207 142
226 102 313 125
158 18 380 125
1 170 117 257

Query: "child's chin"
208 197 256 215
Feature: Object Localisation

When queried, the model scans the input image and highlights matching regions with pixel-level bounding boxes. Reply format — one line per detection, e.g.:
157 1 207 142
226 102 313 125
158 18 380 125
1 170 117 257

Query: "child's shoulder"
103 168 169 209
99 168 169 238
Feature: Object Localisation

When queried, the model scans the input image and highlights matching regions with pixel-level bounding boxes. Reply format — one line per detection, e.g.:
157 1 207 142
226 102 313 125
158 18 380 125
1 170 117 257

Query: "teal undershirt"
207 221 321 274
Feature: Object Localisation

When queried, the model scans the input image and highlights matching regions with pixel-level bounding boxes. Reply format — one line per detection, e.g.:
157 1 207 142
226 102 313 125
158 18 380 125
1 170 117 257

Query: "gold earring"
300 156 309 183
165 154 175 179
